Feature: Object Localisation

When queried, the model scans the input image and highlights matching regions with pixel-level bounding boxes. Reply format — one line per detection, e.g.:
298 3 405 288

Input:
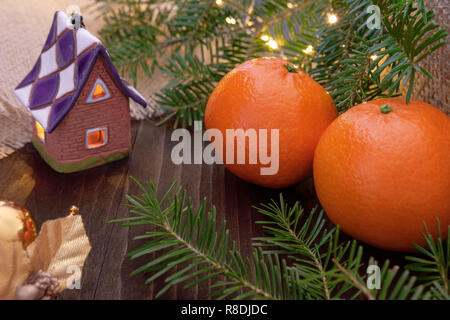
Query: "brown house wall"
34 55 131 163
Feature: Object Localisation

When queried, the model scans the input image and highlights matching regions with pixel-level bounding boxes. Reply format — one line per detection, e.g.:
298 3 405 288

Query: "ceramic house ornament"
14 11 147 173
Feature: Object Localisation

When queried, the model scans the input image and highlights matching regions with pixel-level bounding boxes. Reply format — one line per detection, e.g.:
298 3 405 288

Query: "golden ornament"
0 201 37 248
69 205 79 216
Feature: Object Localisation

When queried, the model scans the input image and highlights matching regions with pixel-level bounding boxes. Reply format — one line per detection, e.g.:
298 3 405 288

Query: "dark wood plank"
0 119 409 300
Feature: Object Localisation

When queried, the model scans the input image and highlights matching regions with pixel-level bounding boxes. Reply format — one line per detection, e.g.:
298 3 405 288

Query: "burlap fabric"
406 0 449 115
0 1 448 159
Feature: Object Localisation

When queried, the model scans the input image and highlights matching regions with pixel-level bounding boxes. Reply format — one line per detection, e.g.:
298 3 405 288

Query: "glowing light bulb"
267 39 278 49
225 16 236 25
261 35 270 42
303 45 314 54
216 0 224 7
371 54 378 61
328 13 338 25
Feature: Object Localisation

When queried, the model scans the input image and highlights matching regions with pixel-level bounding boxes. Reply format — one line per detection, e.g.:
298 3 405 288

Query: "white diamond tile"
56 11 72 35
38 44 58 78
14 83 33 108
30 106 51 130
76 29 100 55
56 63 75 99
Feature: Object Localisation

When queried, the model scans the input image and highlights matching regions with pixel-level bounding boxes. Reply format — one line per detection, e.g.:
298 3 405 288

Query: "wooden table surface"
0 119 407 300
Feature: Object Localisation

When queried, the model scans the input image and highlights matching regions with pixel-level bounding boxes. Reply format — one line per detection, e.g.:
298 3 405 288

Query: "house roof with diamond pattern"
14 11 147 134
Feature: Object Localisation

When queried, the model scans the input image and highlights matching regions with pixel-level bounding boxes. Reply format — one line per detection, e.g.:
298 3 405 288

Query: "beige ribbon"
0 214 91 299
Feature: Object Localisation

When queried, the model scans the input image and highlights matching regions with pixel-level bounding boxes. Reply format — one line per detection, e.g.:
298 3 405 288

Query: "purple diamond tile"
29 74 59 109
16 58 41 89
76 49 96 86
57 31 74 68
48 95 73 132
43 14 57 50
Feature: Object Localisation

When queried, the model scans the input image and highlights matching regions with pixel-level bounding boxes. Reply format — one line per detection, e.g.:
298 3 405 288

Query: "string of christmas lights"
220 0 339 53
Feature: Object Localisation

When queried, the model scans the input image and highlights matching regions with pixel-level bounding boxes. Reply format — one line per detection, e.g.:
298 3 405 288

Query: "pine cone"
16 270 59 300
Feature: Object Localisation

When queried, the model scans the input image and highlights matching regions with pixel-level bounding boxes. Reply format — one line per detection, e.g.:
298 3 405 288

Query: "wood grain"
0 119 408 300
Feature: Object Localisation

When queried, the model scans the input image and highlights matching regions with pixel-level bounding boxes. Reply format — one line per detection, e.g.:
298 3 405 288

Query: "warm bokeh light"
261 35 270 42
371 54 378 61
225 17 236 25
216 0 224 7
303 45 314 54
328 13 338 25
267 39 278 49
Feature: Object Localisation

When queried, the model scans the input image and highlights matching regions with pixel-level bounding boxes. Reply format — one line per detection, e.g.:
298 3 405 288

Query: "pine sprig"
372 0 447 102
154 34 253 127
97 0 329 126
98 0 446 122
405 222 450 297
251 196 438 300
333 258 428 300
312 0 447 111
110 178 303 299
252 197 336 299
112 179 449 300
99 1 174 84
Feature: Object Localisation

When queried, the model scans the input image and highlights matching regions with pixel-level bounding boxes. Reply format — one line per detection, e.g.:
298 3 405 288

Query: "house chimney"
71 13 85 30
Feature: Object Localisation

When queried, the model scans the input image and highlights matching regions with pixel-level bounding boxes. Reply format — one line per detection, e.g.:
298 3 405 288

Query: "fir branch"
98 0 328 126
333 253 433 300
98 0 446 122
110 178 302 299
405 222 450 297
372 0 447 102
333 258 375 300
171 0 225 48
155 34 254 127
113 179 449 300
252 196 335 299
98 1 176 83
313 0 447 110
254 0 313 36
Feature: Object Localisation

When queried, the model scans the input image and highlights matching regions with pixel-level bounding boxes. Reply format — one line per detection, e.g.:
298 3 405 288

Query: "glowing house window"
86 78 110 103
92 83 106 99
86 127 108 149
36 121 45 142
